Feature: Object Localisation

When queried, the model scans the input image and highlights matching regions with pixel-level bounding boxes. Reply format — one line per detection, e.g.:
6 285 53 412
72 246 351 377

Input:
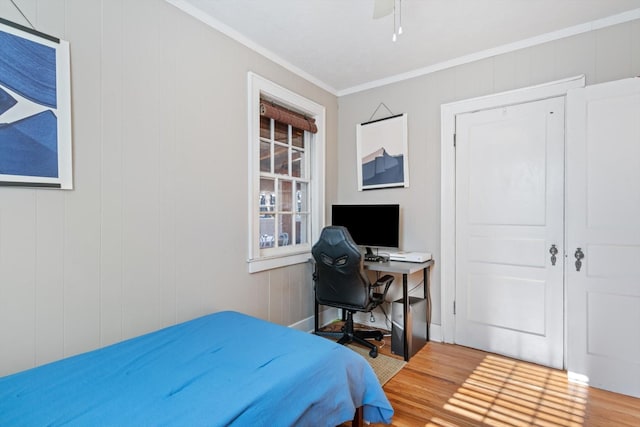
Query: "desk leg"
424 266 430 342
314 298 319 334
402 273 409 362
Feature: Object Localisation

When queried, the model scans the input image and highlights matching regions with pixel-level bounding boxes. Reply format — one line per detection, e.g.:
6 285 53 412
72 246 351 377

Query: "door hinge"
453 133 456 147
453 300 456 315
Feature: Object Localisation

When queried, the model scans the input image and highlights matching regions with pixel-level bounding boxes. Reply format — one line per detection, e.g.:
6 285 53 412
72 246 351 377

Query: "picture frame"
0 18 73 189
356 113 408 191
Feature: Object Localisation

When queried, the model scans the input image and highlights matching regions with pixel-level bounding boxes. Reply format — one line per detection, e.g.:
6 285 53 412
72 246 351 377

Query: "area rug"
347 345 406 386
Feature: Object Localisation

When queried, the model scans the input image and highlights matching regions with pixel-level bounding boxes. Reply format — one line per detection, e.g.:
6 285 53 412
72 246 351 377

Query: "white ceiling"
169 0 640 95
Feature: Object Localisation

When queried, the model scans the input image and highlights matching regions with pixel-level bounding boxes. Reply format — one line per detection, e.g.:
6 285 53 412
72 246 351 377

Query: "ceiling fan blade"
373 0 393 19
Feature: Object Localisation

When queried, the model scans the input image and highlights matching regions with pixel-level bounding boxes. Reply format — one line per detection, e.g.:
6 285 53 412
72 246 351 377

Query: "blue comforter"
0 311 393 426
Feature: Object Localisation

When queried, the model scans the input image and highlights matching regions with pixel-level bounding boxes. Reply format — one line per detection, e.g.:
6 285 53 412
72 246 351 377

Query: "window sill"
247 251 312 273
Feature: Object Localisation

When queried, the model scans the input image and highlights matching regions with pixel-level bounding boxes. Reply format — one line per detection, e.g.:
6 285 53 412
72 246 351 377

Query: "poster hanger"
364 102 402 125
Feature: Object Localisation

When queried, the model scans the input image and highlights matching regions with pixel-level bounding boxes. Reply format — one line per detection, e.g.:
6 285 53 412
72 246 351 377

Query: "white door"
566 77 640 397
455 97 565 369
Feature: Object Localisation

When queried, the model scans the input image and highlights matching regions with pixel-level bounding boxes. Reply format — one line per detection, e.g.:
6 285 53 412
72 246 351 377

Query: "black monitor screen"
331 204 400 249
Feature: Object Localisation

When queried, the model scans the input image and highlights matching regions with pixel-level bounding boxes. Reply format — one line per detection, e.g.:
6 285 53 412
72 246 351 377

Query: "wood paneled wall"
0 0 337 376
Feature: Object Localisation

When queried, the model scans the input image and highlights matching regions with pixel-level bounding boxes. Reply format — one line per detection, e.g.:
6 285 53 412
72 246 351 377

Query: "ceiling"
169 0 640 95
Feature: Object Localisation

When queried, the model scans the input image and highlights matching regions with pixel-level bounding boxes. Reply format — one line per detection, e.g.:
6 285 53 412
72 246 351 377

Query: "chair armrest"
370 274 394 303
372 274 394 288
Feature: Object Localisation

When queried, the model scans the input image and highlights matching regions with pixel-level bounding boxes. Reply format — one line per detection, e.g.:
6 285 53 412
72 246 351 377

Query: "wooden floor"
335 328 640 427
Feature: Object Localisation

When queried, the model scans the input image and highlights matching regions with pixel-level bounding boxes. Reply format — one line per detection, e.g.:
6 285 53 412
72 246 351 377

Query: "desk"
314 258 434 362
364 259 434 361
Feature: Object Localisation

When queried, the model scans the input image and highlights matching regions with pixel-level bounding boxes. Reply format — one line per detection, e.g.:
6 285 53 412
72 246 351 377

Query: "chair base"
337 331 382 358
333 311 383 358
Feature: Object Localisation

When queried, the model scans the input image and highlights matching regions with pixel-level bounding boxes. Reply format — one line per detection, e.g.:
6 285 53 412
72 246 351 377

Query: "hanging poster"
356 113 408 191
0 18 72 189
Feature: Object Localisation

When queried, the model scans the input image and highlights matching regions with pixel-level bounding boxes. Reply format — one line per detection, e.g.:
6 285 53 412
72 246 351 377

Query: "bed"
0 310 393 426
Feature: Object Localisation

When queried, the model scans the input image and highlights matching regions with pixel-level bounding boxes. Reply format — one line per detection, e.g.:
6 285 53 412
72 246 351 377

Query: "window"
258 116 309 250
247 73 325 273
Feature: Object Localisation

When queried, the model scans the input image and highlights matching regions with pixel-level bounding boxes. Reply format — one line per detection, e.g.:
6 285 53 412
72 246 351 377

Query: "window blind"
260 100 318 134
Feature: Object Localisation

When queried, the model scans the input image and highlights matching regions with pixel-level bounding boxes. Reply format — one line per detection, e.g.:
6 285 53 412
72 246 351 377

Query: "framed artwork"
0 18 72 189
356 113 408 191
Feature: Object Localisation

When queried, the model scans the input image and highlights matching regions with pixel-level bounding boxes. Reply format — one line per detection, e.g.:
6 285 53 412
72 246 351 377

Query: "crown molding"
165 0 339 96
338 8 640 96
166 2 640 98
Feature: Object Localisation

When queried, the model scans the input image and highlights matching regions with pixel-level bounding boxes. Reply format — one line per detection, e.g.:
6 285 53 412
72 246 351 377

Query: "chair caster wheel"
374 334 383 341
369 348 378 358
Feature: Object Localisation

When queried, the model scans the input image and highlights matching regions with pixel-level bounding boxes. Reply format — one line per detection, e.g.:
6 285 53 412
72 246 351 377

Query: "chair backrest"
312 226 371 310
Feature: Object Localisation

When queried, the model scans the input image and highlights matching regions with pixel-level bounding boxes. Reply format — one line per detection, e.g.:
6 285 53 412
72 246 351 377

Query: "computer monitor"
331 204 400 252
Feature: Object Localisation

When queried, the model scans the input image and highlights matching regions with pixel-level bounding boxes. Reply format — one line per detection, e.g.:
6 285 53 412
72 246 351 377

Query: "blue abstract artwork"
361 147 404 187
0 86 18 115
0 19 72 188
356 113 409 190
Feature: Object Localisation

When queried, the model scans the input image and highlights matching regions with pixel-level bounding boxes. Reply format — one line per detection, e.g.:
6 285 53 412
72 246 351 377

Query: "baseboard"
289 307 340 333
567 371 590 385
429 323 443 342
352 310 391 331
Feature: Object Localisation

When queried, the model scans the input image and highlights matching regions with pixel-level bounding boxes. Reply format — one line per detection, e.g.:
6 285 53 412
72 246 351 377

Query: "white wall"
0 0 338 376
338 18 640 333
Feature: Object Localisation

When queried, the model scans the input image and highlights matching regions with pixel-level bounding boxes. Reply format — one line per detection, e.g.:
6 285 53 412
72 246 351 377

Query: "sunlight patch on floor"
436 354 588 427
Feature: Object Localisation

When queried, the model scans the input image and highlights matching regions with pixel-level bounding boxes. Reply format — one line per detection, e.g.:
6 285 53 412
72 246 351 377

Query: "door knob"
574 248 584 272
549 244 558 266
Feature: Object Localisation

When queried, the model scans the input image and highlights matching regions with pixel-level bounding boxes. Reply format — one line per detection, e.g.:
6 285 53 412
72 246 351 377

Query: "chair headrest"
312 226 361 266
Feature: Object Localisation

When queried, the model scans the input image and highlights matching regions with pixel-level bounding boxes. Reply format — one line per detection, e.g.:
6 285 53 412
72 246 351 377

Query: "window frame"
247 72 325 273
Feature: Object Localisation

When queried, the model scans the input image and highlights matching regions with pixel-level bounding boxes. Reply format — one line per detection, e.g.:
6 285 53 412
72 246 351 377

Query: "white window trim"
247 72 325 273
